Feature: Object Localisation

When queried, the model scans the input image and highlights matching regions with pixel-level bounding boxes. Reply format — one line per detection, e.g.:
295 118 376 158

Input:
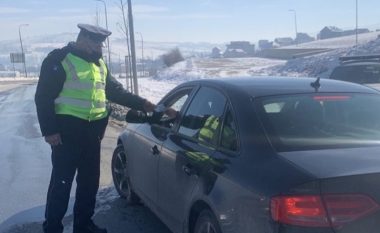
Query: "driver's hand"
165 108 178 119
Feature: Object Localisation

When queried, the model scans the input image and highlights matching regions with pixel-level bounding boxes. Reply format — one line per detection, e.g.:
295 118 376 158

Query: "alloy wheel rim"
113 150 130 196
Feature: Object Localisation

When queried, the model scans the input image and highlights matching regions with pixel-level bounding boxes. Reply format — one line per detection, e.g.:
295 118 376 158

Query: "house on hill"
296 33 315 44
274 37 294 47
318 26 343 40
318 26 370 40
258 40 273 50
342 28 370 36
211 47 222 58
223 41 255 58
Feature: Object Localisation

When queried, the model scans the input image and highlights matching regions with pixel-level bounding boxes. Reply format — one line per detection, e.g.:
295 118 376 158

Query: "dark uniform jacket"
35 42 146 137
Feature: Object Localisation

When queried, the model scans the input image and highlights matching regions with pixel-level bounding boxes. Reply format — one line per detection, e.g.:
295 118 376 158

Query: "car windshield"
330 64 380 84
255 93 380 152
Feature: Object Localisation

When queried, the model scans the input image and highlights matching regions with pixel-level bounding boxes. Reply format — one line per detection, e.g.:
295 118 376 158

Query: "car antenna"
310 77 321 92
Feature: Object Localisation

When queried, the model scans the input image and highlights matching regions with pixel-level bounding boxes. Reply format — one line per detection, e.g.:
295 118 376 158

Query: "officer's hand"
165 108 178 119
143 100 156 112
45 133 63 146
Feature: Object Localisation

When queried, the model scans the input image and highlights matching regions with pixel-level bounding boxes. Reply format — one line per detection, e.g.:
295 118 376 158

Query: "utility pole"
19 24 29 78
289 9 298 46
117 22 132 89
136 32 144 77
128 0 138 95
95 6 100 26
95 0 112 70
356 0 358 46
124 55 130 91
117 0 133 89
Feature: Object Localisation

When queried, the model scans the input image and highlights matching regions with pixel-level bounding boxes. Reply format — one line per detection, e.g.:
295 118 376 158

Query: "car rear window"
255 93 380 152
330 64 380 84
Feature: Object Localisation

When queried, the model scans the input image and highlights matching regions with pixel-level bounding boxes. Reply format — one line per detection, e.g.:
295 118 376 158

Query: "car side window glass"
169 94 188 112
220 107 238 151
179 87 226 146
160 89 191 129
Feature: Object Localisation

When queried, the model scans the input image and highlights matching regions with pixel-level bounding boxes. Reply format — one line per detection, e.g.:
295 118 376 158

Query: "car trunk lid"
279 146 380 178
278 147 380 232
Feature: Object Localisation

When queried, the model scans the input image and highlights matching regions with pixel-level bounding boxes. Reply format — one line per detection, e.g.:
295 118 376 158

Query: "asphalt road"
0 82 171 233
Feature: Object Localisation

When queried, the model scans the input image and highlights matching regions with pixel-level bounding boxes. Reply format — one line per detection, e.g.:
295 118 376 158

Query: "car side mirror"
125 110 149 123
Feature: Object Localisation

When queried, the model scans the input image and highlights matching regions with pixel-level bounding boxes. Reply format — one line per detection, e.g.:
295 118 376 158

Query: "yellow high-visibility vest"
198 115 220 144
54 53 108 121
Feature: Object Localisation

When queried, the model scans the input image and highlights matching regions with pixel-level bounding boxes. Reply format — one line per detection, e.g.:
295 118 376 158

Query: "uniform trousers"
43 115 108 233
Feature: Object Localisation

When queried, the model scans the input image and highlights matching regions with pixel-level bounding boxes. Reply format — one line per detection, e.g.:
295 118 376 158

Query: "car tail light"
271 194 380 228
271 195 330 227
323 194 380 227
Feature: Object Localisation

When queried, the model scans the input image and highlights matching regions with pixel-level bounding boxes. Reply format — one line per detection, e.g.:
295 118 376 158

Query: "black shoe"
73 221 107 233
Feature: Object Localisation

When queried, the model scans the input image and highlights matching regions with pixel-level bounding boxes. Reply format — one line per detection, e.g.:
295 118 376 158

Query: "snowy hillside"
285 31 380 49
260 36 380 79
0 33 222 69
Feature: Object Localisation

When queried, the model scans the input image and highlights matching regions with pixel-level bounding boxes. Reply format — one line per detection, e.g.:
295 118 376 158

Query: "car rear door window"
220 107 239 151
256 93 380 151
179 87 226 146
330 64 380 84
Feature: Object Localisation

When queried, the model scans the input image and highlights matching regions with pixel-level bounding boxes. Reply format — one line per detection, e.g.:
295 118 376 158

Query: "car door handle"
151 145 160 155
182 164 198 177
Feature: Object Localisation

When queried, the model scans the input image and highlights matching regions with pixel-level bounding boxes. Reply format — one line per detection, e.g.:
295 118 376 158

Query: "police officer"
35 24 155 233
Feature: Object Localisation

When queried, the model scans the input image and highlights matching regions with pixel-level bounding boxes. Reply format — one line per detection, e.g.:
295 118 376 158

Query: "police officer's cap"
77 23 112 42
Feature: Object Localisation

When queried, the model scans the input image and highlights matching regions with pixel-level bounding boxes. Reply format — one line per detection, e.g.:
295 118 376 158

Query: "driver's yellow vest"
198 116 220 144
54 53 108 121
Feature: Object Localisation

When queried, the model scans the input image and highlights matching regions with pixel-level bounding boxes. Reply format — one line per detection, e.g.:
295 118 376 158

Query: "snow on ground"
0 85 52 232
116 57 285 104
131 57 286 103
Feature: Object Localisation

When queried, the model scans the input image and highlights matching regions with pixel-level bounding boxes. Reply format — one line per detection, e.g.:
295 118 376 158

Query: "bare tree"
116 0 133 90
161 48 185 67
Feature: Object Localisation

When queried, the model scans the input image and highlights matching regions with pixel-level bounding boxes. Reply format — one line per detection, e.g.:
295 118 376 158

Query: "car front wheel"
193 209 222 233
111 144 140 204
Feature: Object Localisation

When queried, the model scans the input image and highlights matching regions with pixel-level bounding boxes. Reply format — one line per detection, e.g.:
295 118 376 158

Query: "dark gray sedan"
112 77 380 233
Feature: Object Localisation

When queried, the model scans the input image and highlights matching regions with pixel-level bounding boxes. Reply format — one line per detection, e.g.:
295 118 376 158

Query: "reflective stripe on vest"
62 57 80 81
55 96 106 108
55 53 107 121
62 80 105 90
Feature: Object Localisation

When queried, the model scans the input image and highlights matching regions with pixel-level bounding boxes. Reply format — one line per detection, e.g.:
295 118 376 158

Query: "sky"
1 0 380 43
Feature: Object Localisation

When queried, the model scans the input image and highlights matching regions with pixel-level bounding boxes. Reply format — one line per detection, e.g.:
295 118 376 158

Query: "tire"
193 209 222 233
111 144 140 204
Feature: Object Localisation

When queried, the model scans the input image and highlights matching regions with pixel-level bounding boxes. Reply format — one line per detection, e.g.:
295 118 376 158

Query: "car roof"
338 54 380 66
339 61 380 66
339 54 380 62
179 77 379 97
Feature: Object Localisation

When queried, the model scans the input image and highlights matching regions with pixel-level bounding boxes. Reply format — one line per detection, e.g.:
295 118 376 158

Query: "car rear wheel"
111 144 140 204
193 209 222 233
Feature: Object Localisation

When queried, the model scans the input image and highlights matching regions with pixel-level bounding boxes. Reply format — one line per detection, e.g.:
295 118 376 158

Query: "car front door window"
179 87 227 147
156 88 192 129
